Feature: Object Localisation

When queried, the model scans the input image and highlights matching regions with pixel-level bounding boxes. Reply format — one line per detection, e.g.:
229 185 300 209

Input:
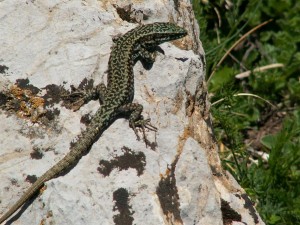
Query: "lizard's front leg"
133 45 165 65
65 82 107 111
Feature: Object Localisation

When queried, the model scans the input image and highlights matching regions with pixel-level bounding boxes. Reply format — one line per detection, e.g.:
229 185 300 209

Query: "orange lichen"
8 85 45 122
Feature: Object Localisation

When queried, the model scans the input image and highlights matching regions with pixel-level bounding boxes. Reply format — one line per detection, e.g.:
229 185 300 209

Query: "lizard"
0 22 187 224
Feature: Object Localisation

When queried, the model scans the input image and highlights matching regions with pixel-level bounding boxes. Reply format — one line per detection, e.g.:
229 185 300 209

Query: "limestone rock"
0 0 264 224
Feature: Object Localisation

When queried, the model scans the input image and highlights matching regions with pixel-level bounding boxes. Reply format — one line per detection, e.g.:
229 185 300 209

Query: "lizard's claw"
70 99 85 111
130 118 157 146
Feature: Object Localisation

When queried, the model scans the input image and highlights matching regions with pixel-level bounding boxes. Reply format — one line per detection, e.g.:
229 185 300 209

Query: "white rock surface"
0 0 265 225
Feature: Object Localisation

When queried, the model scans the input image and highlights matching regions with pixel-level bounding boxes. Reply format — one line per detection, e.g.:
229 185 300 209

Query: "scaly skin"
0 22 187 223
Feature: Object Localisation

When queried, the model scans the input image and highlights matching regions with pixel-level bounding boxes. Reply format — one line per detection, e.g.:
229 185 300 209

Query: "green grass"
192 0 300 224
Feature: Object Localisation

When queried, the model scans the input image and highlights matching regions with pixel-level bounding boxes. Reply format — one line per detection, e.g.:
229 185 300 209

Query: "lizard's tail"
0 147 89 224
0 114 108 224
0 174 47 224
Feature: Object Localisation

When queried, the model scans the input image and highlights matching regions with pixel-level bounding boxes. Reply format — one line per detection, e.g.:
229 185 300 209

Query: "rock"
0 0 264 224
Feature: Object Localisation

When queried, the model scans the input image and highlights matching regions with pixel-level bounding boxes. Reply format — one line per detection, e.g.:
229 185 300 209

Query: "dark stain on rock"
241 193 259 224
0 65 9 74
43 107 60 121
173 0 180 12
77 77 94 91
98 147 146 177
221 199 242 225
156 155 183 223
0 92 9 106
80 113 92 126
25 175 37 184
235 193 241 199
113 188 134 225
113 4 148 23
16 79 40 95
175 57 189 62
30 147 44 160
42 83 68 107
113 4 137 23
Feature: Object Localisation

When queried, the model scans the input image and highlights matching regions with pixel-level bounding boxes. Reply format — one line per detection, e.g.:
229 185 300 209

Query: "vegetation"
192 0 300 224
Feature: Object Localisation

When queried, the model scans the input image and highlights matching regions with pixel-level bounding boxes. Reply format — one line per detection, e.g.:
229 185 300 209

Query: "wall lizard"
0 22 187 223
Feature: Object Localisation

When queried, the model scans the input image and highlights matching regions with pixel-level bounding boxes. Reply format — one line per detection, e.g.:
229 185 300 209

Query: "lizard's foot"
130 116 157 146
118 102 157 147
133 45 165 69
63 91 87 111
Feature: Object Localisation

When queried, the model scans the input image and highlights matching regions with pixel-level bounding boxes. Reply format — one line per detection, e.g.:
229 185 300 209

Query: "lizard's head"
139 22 187 46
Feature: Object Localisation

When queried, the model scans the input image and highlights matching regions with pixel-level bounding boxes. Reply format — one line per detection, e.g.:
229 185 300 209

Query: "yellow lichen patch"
10 85 24 99
30 96 45 109
18 101 31 117
8 85 45 122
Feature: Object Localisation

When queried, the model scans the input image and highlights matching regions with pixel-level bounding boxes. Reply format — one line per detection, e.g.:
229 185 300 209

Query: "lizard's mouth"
154 32 187 43
156 32 187 42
